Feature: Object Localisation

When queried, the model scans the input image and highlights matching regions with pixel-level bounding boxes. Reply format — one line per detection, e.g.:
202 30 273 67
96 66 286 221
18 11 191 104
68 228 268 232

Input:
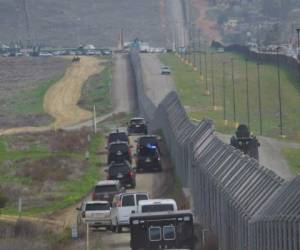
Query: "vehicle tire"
116 225 122 233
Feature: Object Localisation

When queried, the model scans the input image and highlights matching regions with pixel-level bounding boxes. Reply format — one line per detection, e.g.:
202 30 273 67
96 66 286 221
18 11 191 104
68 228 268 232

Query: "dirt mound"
17 156 87 182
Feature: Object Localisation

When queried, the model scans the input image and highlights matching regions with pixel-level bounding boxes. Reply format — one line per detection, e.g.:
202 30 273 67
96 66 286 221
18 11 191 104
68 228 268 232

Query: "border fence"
130 50 300 250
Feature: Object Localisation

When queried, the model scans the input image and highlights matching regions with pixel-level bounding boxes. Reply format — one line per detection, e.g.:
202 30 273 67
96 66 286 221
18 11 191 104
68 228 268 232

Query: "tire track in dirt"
0 56 104 136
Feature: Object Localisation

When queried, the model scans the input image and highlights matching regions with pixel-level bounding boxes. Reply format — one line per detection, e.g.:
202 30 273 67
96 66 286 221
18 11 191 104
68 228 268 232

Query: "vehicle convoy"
106 130 129 145
76 201 111 229
92 180 125 203
135 137 161 172
106 161 136 188
107 141 133 164
128 117 148 135
130 210 195 250
230 124 260 160
137 199 177 213
111 192 150 233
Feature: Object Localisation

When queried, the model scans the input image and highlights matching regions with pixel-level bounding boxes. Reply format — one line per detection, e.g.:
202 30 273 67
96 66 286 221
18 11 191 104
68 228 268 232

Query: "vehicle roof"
84 200 110 205
138 199 176 206
130 210 193 220
114 191 149 199
96 180 120 186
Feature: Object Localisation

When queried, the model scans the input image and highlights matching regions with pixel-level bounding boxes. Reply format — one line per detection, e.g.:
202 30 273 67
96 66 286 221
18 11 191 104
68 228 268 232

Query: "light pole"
276 47 284 137
256 62 263 135
296 28 300 51
223 62 227 124
245 59 250 128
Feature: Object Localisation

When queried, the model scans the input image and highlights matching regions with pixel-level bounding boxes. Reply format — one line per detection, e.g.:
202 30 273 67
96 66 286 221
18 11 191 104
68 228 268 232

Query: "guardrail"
130 50 300 250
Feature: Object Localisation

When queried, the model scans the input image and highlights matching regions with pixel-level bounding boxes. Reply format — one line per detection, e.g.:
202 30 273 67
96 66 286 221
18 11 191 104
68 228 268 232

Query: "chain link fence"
130 50 300 250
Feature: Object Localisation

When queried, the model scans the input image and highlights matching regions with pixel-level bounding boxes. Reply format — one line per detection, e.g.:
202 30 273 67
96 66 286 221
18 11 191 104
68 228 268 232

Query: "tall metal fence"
130 50 300 250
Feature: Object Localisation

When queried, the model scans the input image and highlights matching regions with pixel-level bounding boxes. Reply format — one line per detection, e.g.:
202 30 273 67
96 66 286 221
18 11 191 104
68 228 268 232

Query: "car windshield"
139 147 158 157
85 203 110 211
141 204 174 213
108 133 128 143
109 143 128 153
109 164 130 174
95 185 118 193
139 137 157 146
131 119 144 125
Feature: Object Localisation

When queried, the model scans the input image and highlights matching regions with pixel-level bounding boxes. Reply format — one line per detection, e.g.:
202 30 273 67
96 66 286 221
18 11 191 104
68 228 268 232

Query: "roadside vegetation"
159 52 300 141
79 60 113 115
0 129 104 216
282 148 300 175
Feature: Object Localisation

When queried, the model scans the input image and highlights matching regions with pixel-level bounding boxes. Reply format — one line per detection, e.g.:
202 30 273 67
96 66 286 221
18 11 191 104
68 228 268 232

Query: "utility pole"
211 52 216 109
256 63 263 135
93 105 97 134
231 58 237 125
245 59 250 128
204 52 209 95
276 47 284 137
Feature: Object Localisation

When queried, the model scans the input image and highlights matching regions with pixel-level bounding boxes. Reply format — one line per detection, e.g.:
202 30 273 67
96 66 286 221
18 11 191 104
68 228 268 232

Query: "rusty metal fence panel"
130 51 300 250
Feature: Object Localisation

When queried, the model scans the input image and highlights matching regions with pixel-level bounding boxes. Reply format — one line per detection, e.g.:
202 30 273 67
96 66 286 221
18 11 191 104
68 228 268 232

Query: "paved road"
216 132 298 180
140 53 175 106
112 53 137 114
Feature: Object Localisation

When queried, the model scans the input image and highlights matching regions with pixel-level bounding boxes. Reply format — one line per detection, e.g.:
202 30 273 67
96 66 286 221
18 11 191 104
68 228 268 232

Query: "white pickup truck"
77 200 111 229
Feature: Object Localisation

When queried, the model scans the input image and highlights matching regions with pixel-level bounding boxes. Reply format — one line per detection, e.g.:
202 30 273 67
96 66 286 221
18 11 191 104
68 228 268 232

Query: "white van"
137 199 177 213
111 192 149 232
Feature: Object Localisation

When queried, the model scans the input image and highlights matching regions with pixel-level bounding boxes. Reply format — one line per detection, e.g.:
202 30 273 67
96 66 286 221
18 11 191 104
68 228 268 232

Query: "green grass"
79 63 113 115
12 74 64 115
282 148 300 175
159 52 300 140
0 133 104 216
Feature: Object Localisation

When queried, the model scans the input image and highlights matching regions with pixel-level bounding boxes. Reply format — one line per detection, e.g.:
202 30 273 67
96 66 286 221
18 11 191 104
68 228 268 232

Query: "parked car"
107 141 132 164
111 192 149 233
106 130 129 145
92 180 125 203
135 139 161 172
130 210 194 250
76 200 111 229
127 117 148 135
161 65 171 75
106 161 136 188
137 199 177 213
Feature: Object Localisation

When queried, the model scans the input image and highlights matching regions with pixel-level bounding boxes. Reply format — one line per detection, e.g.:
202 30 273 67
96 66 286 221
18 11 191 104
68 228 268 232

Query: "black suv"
106 161 136 188
127 117 148 135
106 130 129 146
107 142 132 164
135 137 161 172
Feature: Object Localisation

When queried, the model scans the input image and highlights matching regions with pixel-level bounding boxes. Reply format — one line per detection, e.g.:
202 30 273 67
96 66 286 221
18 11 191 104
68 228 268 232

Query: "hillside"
0 0 165 47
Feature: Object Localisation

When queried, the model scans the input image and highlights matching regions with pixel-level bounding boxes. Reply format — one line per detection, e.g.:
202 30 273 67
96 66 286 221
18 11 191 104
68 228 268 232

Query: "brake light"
128 171 134 177
92 192 96 200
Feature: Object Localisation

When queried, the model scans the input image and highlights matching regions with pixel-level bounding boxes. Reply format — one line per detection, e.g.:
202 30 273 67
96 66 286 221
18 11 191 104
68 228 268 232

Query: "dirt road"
112 54 137 114
0 56 103 136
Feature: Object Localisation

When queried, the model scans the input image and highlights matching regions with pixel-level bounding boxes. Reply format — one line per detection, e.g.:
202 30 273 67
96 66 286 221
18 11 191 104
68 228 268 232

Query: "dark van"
130 210 195 250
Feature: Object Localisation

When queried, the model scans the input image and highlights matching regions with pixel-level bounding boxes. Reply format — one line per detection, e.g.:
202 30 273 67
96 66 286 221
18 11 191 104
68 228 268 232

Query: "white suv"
111 192 149 232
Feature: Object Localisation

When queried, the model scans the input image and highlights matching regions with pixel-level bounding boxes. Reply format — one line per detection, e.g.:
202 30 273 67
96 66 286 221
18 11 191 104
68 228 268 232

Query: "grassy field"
159 52 300 140
0 131 104 216
79 61 113 115
282 148 300 175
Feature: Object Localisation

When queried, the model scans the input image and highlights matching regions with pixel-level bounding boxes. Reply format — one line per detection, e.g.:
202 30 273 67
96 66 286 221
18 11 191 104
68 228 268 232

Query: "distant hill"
0 0 166 47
